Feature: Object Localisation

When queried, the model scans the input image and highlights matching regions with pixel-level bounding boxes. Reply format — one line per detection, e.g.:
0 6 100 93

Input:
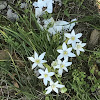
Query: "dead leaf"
0 50 9 60
12 51 25 67
12 81 19 88
9 73 16 80
88 29 100 49
97 0 100 13
9 73 19 88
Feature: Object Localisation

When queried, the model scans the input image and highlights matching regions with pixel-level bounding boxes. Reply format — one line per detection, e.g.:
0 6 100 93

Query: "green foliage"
0 0 100 100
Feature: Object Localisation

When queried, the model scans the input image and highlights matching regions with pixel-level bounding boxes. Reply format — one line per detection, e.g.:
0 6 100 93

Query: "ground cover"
0 0 100 100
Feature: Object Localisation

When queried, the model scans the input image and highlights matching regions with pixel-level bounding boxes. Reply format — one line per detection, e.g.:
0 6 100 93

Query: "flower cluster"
27 0 86 95
33 1 77 35
33 0 54 18
28 51 65 94
28 29 86 94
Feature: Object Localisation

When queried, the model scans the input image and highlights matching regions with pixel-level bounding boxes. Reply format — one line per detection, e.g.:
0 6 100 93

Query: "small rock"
20 2 27 9
0 50 9 60
7 8 19 21
88 29 100 49
0 1 7 10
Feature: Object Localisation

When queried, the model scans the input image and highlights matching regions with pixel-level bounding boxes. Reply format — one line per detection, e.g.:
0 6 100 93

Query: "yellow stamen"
61 64 64 68
63 51 68 55
51 84 56 89
71 36 75 41
35 59 40 64
44 74 48 78
77 45 81 49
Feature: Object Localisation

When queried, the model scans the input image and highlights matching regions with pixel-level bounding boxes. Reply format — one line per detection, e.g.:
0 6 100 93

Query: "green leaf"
64 9 70 17
43 64 51 72
45 96 50 100
61 87 67 93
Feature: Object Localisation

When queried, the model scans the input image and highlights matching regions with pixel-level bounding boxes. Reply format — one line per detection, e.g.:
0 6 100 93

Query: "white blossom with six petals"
38 68 55 86
57 42 76 60
54 59 72 76
28 51 47 69
74 41 86 56
65 29 82 48
45 81 64 94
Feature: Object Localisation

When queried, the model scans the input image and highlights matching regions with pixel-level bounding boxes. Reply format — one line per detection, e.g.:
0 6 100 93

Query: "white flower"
33 0 54 17
7 9 19 21
68 18 77 31
35 8 44 18
57 42 76 60
42 18 77 35
20 2 27 8
45 81 64 94
33 0 46 8
37 18 44 30
65 29 82 48
43 17 54 28
38 68 55 86
74 41 86 56
51 60 58 70
27 51 47 69
54 59 72 76
0 1 7 10
45 0 54 13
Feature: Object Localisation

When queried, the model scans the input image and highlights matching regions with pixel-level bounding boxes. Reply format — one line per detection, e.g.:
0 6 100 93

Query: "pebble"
0 1 7 10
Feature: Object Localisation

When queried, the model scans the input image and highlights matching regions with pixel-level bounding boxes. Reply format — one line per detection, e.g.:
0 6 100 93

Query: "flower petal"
38 75 43 79
66 62 72 66
57 54 63 60
34 51 38 59
62 42 67 50
72 42 76 48
38 64 45 69
56 84 65 88
68 53 76 57
76 50 80 56
76 33 82 38
80 48 85 52
38 69 44 75
63 67 68 72
58 69 63 76
57 50 63 53
76 38 81 42
41 60 47 63
64 33 71 38
45 87 52 94
39 52 46 59
67 47 72 53
48 72 55 76
67 39 72 44
71 29 75 36
81 43 86 47
43 78 48 86
54 65 60 69
64 56 68 61
27 57 35 62
45 68 48 73
32 63 37 69
53 88 58 93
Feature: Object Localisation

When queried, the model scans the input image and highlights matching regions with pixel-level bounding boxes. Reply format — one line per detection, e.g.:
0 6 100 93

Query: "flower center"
71 36 75 41
35 59 40 64
51 84 56 89
61 64 64 68
44 74 48 78
53 62 57 66
63 51 68 55
77 45 81 49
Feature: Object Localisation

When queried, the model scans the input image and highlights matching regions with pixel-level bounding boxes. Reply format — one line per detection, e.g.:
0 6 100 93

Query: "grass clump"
0 0 100 100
